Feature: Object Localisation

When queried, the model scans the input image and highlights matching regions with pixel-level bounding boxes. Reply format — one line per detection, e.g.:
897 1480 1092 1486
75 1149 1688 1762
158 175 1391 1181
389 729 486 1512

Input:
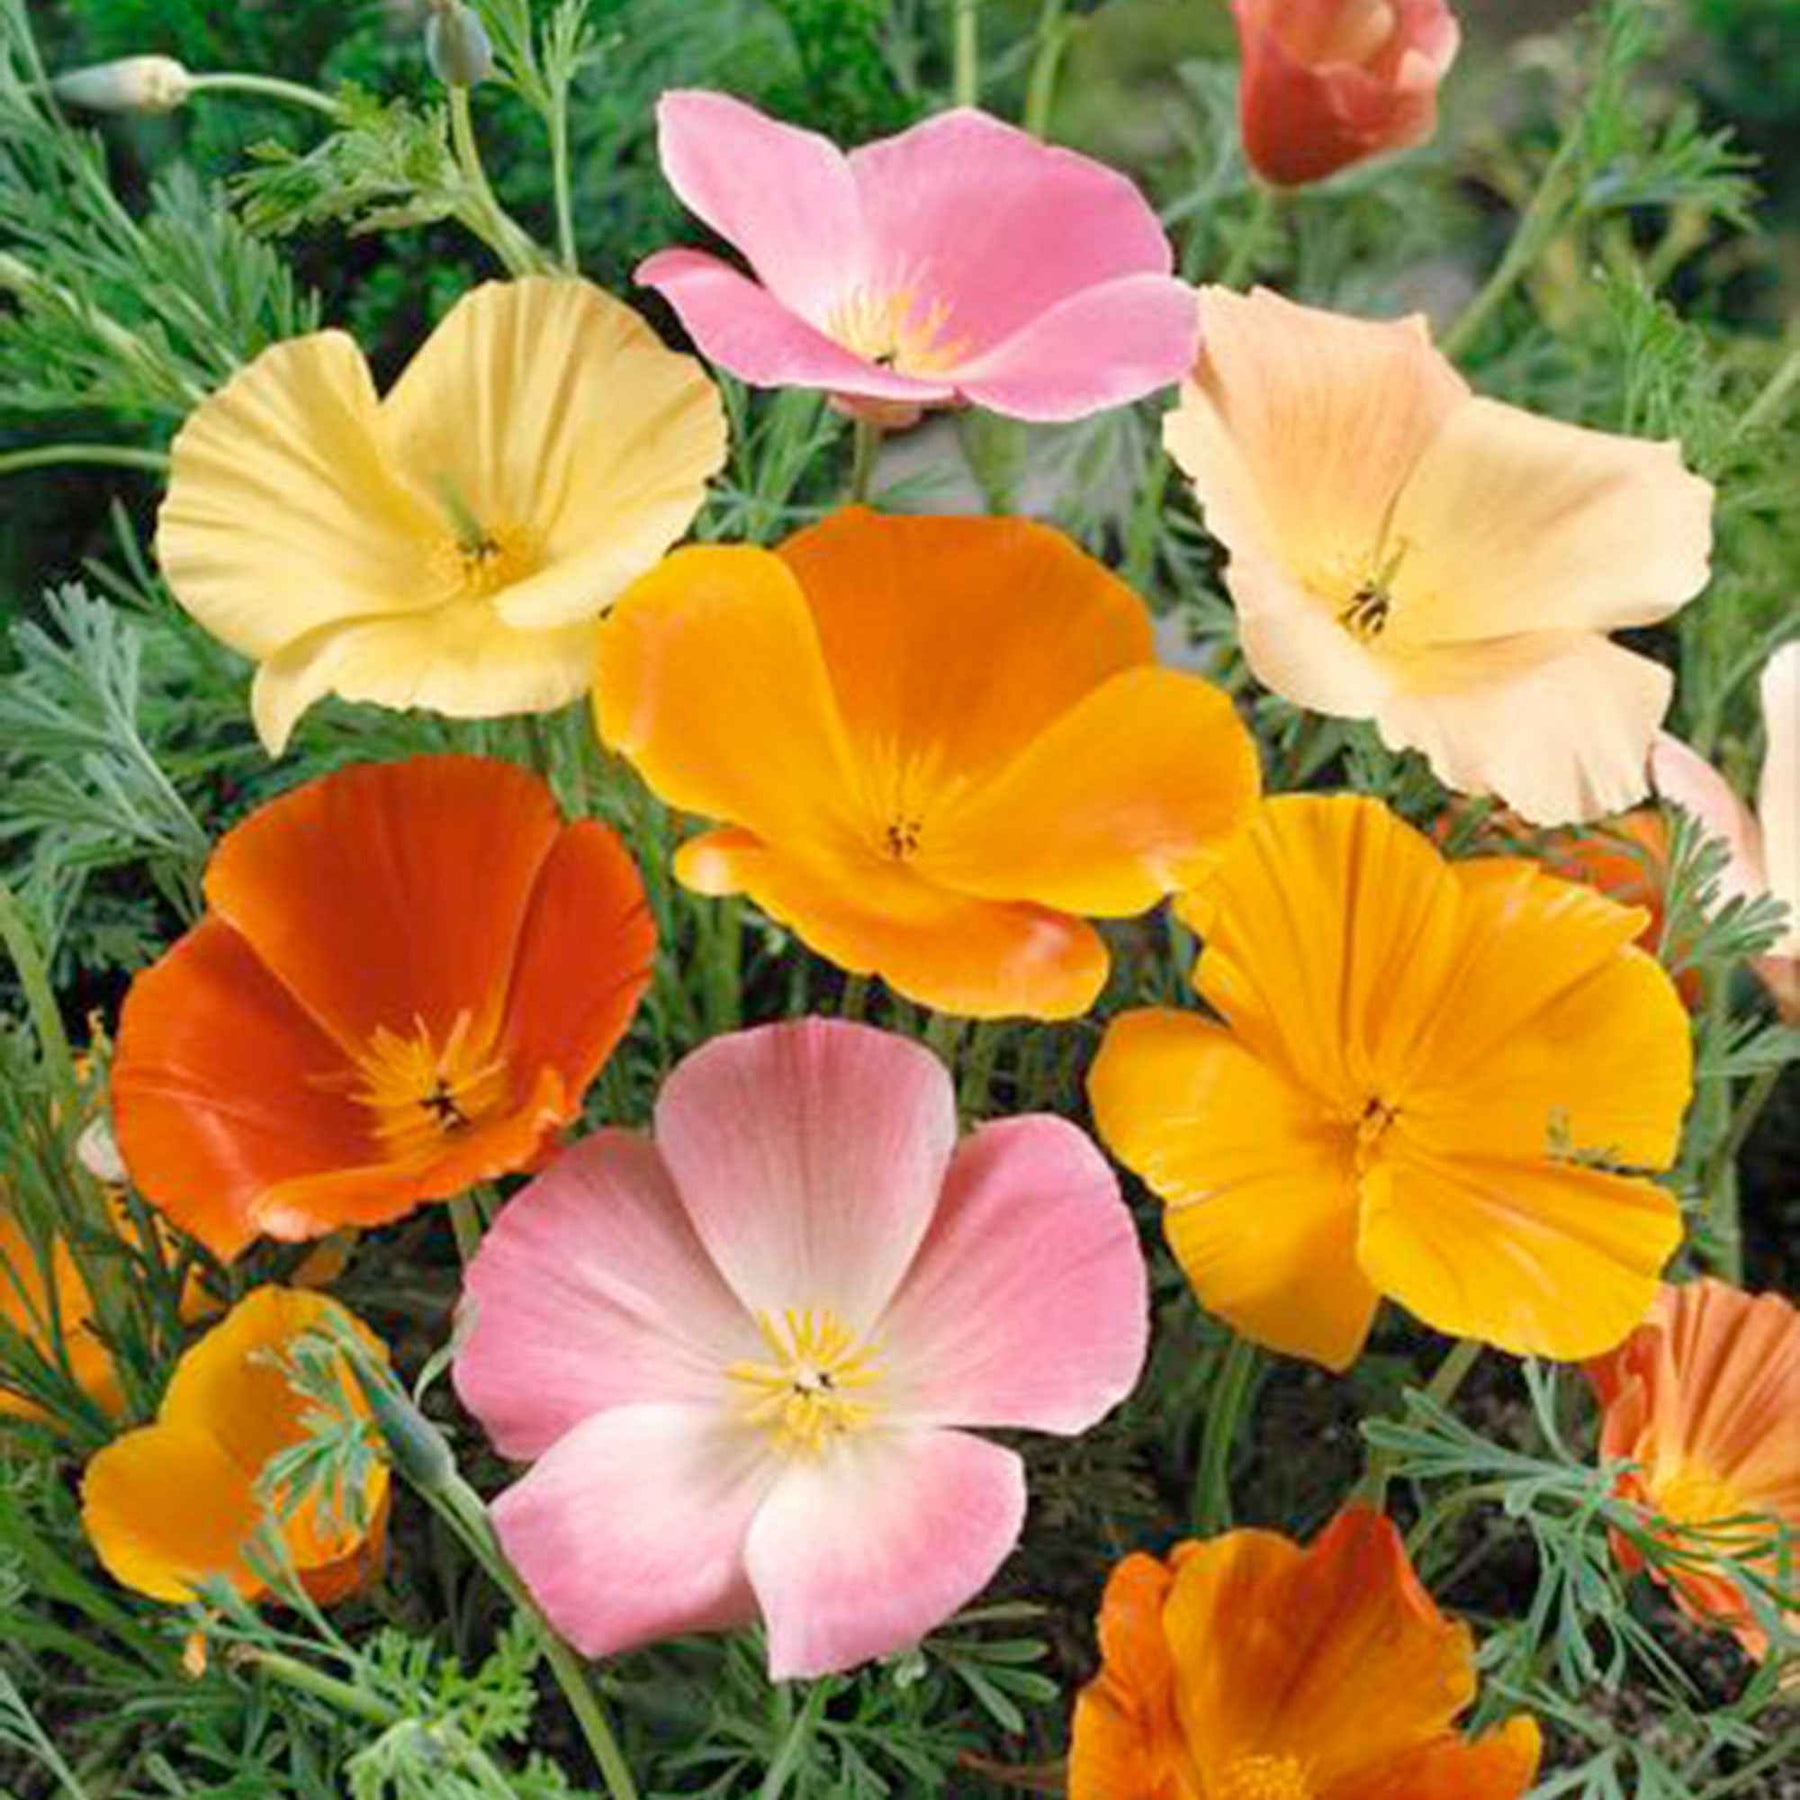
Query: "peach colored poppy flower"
1586 1279 1799 1660
112 756 653 1260
1166 287 1714 825
454 1019 1148 1678
1089 793 1692 1370
1233 0 1461 187
81 1287 389 1604
636 93 1198 424
156 277 725 754
592 507 1261 1020
1070 1507 1540 1800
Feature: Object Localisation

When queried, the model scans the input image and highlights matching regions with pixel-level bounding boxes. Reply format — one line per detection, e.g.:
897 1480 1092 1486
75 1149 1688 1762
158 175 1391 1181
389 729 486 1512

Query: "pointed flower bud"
425 0 495 89
52 55 194 115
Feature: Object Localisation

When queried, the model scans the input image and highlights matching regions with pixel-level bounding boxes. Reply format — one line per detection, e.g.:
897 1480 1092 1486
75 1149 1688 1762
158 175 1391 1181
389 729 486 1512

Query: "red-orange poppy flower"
593 507 1261 1020
112 755 654 1260
1070 1506 1540 1800
1587 1279 1799 1660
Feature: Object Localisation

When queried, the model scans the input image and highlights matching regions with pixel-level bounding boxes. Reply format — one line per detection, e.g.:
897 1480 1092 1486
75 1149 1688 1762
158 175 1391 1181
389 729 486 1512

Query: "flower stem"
1362 1338 1483 1505
952 0 980 108
185 72 341 118
1193 1333 1259 1534
0 443 168 479
1218 183 1278 289
1021 0 1068 137
447 84 548 277
0 875 77 1112
547 93 578 270
236 1647 401 1726
447 1191 484 1265
1740 336 1800 436
848 417 882 504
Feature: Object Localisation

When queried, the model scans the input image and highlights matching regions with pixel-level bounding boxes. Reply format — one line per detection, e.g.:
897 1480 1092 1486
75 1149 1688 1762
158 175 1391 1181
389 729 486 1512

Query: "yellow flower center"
350 1010 511 1161
1214 1753 1311 1800
1351 1094 1400 1172
1653 1460 1746 1530
825 286 969 377
429 520 545 603
727 1307 883 1455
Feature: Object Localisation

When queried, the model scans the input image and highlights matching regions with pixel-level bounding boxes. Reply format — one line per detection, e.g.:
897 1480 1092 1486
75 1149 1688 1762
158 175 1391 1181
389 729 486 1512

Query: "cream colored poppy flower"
1166 287 1715 825
157 277 727 754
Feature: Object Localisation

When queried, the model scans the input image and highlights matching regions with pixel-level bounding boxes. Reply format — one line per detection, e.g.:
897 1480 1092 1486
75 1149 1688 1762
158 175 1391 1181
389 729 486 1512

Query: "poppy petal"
1759 642 1799 932
1652 733 1768 910
1331 1718 1542 1800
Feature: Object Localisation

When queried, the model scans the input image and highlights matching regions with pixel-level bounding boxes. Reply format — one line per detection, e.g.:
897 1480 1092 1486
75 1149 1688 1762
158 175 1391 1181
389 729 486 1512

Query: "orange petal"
921 665 1261 916
1089 1008 1376 1371
1330 1718 1541 1800
674 829 1108 1020
0 1207 120 1420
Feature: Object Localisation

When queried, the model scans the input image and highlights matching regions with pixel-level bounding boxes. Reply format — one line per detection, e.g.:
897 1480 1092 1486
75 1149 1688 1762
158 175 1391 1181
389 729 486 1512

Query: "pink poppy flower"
453 1018 1148 1678
635 91 1198 425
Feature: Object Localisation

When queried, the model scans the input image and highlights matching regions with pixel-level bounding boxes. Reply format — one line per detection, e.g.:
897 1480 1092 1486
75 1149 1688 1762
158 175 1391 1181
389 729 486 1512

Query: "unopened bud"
350 1357 457 1495
52 55 193 115
425 1 494 89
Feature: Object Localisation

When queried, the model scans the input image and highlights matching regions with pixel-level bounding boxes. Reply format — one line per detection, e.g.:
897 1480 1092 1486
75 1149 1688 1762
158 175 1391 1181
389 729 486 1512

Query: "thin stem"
0 443 168 478
0 875 77 1112
1021 0 1068 137
447 85 545 277
447 1191 484 1266
1740 336 1800 435
848 417 882 504
1361 1338 1483 1503
185 72 341 118
1193 1334 1259 1534
760 1680 832 1800
1698 984 1745 1282
548 94 578 270
238 1647 400 1726
839 973 870 1022
952 0 980 108
1218 183 1278 288
1702 1061 1780 1279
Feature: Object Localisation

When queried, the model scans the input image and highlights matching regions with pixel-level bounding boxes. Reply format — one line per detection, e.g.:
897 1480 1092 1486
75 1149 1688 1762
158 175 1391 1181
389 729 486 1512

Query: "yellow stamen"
825 286 969 377
726 1307 883 1455
1214 1752 1312 1800
348 1010 511 1161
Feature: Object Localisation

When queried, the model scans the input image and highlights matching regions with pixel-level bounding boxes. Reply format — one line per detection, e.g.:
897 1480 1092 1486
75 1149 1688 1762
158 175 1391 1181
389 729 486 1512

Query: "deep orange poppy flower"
112 755 654 1260
592 507 1261 1019
1586 1279 1799 1659
1070 1507 1540 1800
81 1287 388 1604
1089 794 1692 1369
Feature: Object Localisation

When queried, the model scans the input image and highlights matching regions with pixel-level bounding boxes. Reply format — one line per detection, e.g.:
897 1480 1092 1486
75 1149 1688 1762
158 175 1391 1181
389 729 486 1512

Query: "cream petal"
1230 546 1398 719
1758 640 1800 939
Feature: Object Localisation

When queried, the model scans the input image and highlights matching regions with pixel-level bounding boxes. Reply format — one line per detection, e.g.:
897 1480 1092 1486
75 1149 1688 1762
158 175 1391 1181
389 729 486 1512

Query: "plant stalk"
1194 1333 1259 1534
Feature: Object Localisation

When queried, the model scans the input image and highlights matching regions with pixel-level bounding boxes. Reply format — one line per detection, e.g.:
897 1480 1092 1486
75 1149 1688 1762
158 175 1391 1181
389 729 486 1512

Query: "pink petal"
654 90 867 316
491 1402 772 1658
635 249 955 404
1651 731 1767 909
876 1117 1148 1432
653 1020 956 1331
849 109 1175 358
743 1428 1026 1679
454 1132 760 1459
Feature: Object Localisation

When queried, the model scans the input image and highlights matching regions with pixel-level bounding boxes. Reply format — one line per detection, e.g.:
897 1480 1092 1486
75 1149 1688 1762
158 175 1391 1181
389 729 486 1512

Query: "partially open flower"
1586 1279 1799 1661
637 92 1198 424
113 755 654 1260
1070 1507 1540 1800
454 1018 1148 1679
1090 794 1692 1370
1167 287 1714 825
1233 0 1461 187
156 277 725 754
81 1288 389 1604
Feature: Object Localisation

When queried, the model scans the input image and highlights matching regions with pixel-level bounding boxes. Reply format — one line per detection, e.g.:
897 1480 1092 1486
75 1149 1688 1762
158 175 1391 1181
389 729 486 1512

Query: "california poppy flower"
1166 287 1714 825
156 277 725 754
637 93 1198 424
1 1188 128 1421
454 1018 1148 1678
1089 794 1692 1369
1070 1507 1540 1800
1233 0 1461 188
81 1287 388 1603
1586 1279 1798 1660
112 756 654 1260
593 507 1261 1019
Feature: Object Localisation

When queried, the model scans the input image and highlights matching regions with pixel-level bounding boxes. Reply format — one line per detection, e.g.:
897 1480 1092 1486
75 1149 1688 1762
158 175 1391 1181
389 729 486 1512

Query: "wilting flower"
454 1018 1147 1678
1233 0 1461 187
1586 1279 1799 1660
1070 1507 1540 1800
113 756 654 1260
81 1288 389 1603
1652 641 1799 1018
593 507 1260 1019
636 92 1198 424
1167 287 1714 825
156 277 725 754
1089 793 1692 1370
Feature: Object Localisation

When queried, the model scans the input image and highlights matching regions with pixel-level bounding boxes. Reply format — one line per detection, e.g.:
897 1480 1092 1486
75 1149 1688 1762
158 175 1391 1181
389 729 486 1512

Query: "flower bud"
52 55 194 116
425 1 495 89
1232 0 1460 188
350 1357 458 1496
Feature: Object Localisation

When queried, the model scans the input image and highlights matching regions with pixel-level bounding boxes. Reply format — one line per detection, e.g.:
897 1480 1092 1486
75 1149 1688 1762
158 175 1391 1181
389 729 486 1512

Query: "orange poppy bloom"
1070 1507 1540 1800
81 1287 388 1604
1089 794 1692 1369
1586 1279 1799 1660
1 1188 128 1421
592 507 1261 1019
112 755 654 1260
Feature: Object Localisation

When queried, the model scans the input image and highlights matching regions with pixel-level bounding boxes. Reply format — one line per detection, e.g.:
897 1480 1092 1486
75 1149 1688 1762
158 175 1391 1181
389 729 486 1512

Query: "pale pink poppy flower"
453 1018 1148 1679
1652 641 1799 1018
635 91 1199 425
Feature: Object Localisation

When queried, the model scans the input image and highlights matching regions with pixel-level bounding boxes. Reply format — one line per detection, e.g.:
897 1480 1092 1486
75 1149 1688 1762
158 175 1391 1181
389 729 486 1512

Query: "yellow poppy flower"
1165 287 1714 826
1089 794 1692 1369
156 277 726 754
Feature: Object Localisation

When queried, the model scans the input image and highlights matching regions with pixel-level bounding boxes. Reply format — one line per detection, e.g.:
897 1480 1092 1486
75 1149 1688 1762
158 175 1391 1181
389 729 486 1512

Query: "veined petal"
1329 1718 1541 1800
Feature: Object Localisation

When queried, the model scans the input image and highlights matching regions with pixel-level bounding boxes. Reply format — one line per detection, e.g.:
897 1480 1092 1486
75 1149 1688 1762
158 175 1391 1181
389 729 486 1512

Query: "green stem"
548 93 578 270
0 875 77 1111
184 72 341 118
839 973 870 1022
1193 1334 1259 1534
447 84 546 277
848 417 882 504
1702 1060 1780 1280
0 443 168 478
1697 984 1746 1282
1021 0 1068 137
1361 1338 1483 1504
1740 336 1800 435
952 0 980 108
1218 183 1278 288
760 1680 832 1800
239 1647 401 1726
447 1191 484 1266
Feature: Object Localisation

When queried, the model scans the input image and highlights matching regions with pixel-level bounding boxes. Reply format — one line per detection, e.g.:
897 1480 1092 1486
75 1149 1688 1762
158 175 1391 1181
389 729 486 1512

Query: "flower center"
1351 1094 1400 1172
1334 537 1411 643
350 1010 511 1161
825 286 969 377
727 1307 883 1455
884 816 923 861
1653 1460 1746 1529
1214 1753 1311 1800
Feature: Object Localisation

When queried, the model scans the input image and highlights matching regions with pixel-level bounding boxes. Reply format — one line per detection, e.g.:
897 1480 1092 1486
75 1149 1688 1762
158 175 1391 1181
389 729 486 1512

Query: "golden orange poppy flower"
81 1288 388 1604
112 755 654 1260
1089 794 1692 1369
156 277 725 754
1165 287 1713 826
1 1188 128 1421
1070 1507 1541 1800
592 507 1262 1019
1586 1279 1799 1660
